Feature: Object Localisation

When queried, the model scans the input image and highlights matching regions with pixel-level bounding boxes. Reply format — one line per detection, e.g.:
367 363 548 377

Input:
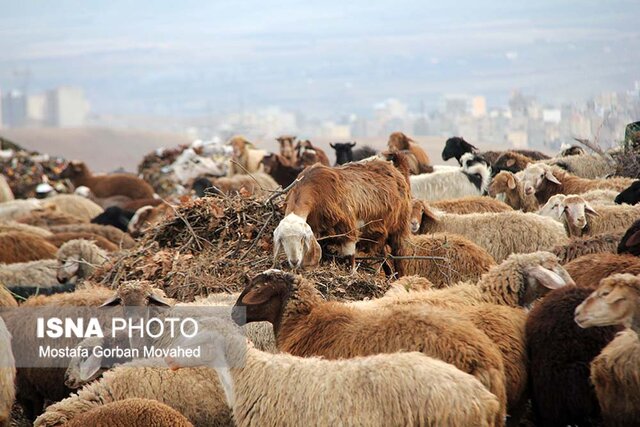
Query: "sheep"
441 136 550 165
387 131 431 173
541 153 615 179
294 139 330 166
233 269 509 422
226 135 266 176
578 188 620 205
492 151 534 174
0 220 53 238
35 360 233 427
90 206 135 232
0 317 15 427
41 194 104 221
550 232 623 264
0 232 58 263
74 185 134 209
558 144 586 157
414 202 569 262
0 284 17 307
63 398 194 427
164 326 502 427
540 194 640 237
127 203 173 237
276 134 297 164
208 172 279 196
574 274 640 427
0 260 59 299
46 231 119 251
49 223 136 248
410 153 492 202
0 174 14 202
0 198 42 220
22 285 115 307
564 253 640 288
274 155 411 273
520 163 635 205
615 180 640 205
410 198 511 233
16 207 87 227
60 160 155 199
260 153 303 187
526 285 621 427
330 141 378 165
56 239 109 285
488 171 539 212
397 233 496 287
618 218 640 256
368 251 574 309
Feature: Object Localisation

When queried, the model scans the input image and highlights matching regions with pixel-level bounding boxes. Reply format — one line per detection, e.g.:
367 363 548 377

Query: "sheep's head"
74 186 93 198
488 171 517 197
559 145 585 157
261 153 280 174
618 219 640 256
227 136 251 158
60 160 88 180
100 280 172 307
615 180 640 205
276 135 296 160
388 132 413 151
518 252 575 305
409 200 435 234
575 273 640 329
521 164 561 196
330 142 356 165
273 213 321 269
57 239 109 284
233 269 299 326
493 152 531 174
537 194 567 222
561 195 599 237
128 205 170 237
442 136 477 163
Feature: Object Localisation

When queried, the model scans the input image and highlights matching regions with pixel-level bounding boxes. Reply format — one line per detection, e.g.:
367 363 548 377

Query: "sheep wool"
0 317 16 427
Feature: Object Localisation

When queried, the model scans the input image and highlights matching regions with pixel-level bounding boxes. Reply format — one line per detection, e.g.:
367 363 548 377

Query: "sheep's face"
330 142 356 165
575 274 640 328
233 269 295 325
228 137 249 158
537 194 567 222
273 214 319 269
521 254 575 304
442 136 477 163
261 154 277 174
488 172 517 197
615 181 640 205
100 281 172 307
521 165 547 195
562 196 598 237
60 161 86 180
57 256 80 284
409 201 425 234
277 136 296 160
388 132 411 151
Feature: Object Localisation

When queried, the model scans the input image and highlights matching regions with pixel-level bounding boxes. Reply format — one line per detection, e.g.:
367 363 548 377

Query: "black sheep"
615 180 640 205
91 206 135 232
526 286 622 427
442 136 478 164
330 142 377 165
618 218 640 257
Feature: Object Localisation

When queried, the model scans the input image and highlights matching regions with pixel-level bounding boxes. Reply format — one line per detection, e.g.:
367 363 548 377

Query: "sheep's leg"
387 232 405 277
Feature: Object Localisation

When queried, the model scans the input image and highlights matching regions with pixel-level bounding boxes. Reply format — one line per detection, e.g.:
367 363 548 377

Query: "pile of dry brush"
92 194 391 302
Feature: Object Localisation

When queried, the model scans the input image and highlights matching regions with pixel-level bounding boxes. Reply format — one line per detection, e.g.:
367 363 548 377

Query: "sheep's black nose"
231 306 246 326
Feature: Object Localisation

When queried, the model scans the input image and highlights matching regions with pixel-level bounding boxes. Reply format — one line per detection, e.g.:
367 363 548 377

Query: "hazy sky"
0 0 638 117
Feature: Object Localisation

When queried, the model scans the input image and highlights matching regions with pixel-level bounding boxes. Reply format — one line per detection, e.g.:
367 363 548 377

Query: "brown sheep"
410 198 512 233
16 207 87 227
234 270 508 422
276 134 297 164
492 151 534 174
550 232 623 264
45 232 120 252
574 274 640 426
398 233 496 287
261 153 304 187
209 172 278 196
49 224 136 249
60 161 155 200
274 154 411 273
387 131 431 174
227 135 266 176
0 232 58 264
488 171 538 212
521 163 635 205
295 139 330 167
564 253 640 288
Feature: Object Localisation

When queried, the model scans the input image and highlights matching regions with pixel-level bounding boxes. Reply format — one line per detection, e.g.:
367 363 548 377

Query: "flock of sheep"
1 131 640 426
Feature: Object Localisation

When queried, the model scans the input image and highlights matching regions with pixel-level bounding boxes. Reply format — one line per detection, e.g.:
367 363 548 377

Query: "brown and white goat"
274 154 412 273
60 161 155 200
261 153 304 187
276 135 297 165
387 132 431 174
227 135 266 176
295 140 330 167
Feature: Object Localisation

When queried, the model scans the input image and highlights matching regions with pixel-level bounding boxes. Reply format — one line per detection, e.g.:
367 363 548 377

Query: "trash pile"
0 137 72 198
138 145 190 198
93 193 391 302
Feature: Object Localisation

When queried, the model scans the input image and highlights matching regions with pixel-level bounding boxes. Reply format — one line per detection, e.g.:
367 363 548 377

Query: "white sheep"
56 239 109 285
0 199 42 221
272 213 321 269
410 152 492 201
0 317 16 427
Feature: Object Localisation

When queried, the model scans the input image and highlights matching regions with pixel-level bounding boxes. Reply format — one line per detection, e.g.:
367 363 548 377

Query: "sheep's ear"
99 295 121 307
528 265 567 290
240 284 279 305
148 293 172 307
420 201 438 223
330 143 336 149
349 142 356 147
624 230 640 248
303 232 322 267
584 203 599 216
507 175 517 190
506 158 516 167
544 170 561 185
79 353 102 382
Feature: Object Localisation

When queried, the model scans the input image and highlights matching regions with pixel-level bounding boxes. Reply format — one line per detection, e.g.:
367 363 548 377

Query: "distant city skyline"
1 1 639 118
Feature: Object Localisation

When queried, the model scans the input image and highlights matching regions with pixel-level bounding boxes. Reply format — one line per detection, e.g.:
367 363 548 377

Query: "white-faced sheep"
60 160 155 200
520 163 635 205
398 233 496 287
488 171 538 212
226 135 266 177
233 269 508 421
274 154 411 273
0 317 15 427
575 273 640 427
413 202 569 262
56 239 109 285
62 398 194 427
538 194 640 237
410 153 492 201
